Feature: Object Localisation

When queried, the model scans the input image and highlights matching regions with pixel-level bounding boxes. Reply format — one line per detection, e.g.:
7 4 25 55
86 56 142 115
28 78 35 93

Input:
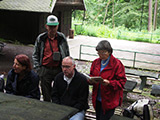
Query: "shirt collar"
48 33 57 41
64 71 75 85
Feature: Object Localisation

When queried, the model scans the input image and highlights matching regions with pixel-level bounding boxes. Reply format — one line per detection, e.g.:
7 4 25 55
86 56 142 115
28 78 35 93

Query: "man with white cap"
32 15 70 102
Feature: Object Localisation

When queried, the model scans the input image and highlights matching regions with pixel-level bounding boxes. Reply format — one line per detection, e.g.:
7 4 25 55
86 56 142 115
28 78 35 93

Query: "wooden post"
69 29 74 39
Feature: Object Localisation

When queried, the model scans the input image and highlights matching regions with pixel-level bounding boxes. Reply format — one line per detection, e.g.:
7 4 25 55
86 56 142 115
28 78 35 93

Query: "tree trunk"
148 0 152 32
103 0 111 25
94 8 105 22
153 0 158 31
140 0 145 31
112 0 115 29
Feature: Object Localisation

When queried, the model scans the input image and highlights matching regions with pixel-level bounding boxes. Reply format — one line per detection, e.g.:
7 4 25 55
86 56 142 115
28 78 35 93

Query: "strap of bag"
48 38 54 54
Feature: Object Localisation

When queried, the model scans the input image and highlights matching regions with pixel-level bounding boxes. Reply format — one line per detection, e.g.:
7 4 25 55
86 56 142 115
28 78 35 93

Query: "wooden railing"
79 44 160 71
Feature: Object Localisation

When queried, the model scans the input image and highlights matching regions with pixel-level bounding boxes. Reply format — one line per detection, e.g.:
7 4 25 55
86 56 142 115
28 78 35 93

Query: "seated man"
51 56 89 120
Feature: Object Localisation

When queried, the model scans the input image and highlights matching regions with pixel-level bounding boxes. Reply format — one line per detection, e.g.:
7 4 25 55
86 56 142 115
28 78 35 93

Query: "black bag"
123 99 154 120
53 51 60 61
0 74 4 92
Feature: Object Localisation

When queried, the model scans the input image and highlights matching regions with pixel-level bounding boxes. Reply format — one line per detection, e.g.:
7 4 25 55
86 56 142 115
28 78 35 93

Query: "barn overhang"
0 0 56 13
0 0 86 13
56 0 86 11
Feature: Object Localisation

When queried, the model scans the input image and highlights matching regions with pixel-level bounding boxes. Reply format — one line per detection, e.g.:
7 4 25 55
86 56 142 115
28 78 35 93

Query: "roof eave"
56 1 86 11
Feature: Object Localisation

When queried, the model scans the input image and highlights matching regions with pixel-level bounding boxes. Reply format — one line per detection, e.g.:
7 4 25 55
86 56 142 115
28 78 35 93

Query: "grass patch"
72 20 160 44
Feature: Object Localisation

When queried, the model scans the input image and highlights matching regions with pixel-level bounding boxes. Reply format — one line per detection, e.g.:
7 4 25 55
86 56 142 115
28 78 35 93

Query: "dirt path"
1 35 160 73
68 35 160 71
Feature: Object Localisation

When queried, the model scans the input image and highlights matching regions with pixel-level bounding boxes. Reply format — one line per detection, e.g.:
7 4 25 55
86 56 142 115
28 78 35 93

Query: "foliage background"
72 0 160 43
74 0 160 29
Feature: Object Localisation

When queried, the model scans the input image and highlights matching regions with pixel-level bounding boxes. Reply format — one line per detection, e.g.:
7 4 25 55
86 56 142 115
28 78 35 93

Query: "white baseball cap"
46 15 59 26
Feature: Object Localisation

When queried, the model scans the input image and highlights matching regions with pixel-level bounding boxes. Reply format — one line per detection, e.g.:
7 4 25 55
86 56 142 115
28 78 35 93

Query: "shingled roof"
0 0 56 13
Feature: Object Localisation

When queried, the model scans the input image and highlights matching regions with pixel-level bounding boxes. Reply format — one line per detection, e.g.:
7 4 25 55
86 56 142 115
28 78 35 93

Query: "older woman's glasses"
97 51 108 55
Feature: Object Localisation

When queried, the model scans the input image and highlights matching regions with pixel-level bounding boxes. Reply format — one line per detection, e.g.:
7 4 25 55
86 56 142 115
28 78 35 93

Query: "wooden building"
0 0 85 44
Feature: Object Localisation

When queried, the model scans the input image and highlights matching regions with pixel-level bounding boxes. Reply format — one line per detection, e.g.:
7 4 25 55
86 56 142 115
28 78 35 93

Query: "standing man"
32 15 70 102
52 56 89 120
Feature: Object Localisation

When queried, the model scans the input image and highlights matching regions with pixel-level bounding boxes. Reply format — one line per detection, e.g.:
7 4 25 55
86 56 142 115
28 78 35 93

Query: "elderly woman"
5 54 40 100
89 40 127 120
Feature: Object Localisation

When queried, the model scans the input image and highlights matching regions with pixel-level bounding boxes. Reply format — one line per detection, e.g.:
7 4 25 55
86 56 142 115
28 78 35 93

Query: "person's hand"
88 79 98 84
101 79 110 86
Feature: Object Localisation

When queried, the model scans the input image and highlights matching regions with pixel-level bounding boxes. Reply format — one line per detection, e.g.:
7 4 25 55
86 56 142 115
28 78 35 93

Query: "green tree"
73 0 160 30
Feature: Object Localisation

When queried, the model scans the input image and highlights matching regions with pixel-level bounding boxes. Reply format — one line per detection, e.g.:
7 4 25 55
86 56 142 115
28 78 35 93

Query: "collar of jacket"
96 54 116 71
40 32 63 44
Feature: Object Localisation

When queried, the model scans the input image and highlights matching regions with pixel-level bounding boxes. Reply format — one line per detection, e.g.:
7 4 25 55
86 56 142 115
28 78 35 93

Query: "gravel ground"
75 60 160 120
